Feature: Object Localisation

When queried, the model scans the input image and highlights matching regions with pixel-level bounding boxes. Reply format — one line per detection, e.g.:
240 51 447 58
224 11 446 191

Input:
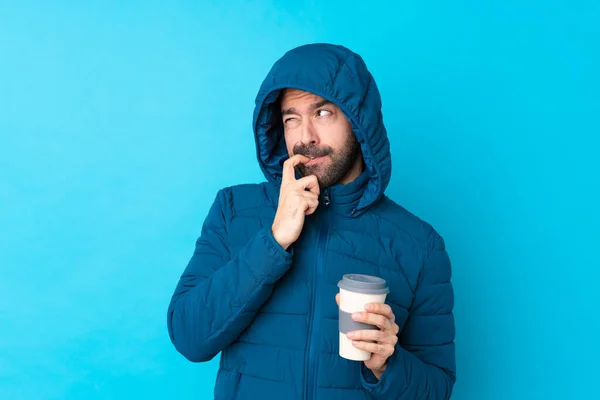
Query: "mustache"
292 144 332 159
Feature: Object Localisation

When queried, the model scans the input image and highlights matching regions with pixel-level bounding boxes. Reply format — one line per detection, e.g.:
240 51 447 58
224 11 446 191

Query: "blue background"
1 1 598 399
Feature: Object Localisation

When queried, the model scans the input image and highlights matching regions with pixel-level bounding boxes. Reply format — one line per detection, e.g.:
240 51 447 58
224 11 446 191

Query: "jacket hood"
252 43 392 215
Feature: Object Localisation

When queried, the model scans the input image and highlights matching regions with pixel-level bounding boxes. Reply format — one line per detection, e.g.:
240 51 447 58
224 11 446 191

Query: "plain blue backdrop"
1 1 598 399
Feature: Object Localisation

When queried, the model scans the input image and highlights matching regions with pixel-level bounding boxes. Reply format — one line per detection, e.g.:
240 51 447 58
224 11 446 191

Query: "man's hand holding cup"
336 274 397 380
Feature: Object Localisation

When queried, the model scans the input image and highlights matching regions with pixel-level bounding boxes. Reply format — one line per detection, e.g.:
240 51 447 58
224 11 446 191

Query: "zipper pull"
323 189 330 206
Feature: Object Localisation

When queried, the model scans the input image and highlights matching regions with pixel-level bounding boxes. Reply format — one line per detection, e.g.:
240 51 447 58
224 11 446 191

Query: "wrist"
271 227 290 251
371 364 387 380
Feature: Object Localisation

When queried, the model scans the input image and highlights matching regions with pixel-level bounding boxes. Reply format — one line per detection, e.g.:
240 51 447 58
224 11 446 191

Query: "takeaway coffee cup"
337 274 390 361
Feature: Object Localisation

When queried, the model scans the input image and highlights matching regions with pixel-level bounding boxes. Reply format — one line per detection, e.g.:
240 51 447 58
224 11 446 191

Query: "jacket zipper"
305 189 330 400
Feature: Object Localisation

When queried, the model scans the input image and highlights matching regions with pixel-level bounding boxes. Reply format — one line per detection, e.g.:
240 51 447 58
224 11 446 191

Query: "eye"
317 109 332 118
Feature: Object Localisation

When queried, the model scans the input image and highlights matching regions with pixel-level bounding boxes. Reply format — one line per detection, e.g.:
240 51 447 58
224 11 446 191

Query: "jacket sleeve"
361 232 456 399
166 188 293 362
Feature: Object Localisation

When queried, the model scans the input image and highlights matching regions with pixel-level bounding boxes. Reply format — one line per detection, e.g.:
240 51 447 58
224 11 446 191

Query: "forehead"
280 88 325 108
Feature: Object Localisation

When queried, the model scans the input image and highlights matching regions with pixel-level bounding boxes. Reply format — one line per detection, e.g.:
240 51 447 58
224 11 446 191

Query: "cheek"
283 131 294 150
325 125 353 150
284 131 297 153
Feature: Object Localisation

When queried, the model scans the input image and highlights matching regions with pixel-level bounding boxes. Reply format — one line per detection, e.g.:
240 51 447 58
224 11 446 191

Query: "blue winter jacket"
167 43 456 400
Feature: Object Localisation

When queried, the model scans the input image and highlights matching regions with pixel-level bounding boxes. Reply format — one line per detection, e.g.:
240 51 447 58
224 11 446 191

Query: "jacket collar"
318 168 370 217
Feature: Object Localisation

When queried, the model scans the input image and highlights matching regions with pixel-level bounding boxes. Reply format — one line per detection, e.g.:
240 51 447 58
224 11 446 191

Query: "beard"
293 134 361 188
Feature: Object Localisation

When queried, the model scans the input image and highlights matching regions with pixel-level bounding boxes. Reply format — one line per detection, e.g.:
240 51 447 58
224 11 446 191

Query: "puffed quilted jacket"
167 43 456 400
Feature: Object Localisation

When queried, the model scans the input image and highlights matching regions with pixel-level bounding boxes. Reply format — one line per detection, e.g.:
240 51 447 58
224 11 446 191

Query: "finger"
301 191 319 201
335 293 340 307
346 329 397 345
351 341 395 358
282 155 311 182
296 174 320 196
304 197 319 215
365 302 395 322
352 312 392 331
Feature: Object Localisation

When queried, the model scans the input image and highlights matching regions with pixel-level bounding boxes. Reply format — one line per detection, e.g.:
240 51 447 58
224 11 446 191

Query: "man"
167 43 456 399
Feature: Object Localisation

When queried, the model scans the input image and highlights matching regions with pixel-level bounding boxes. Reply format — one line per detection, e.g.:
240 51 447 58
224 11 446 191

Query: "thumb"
335 293 340 307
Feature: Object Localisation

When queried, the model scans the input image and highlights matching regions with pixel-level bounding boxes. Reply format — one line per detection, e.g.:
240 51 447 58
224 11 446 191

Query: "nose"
300 118 319 145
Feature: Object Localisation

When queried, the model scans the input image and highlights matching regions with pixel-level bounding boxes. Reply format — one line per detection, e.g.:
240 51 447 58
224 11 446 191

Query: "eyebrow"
281 99 333 116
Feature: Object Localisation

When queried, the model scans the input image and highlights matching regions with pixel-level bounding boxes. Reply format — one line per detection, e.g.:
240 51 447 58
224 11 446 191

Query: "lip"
306 156 325 165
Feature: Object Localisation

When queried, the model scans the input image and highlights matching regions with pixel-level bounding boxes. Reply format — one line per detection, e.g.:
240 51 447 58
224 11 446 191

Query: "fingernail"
352 313 360 320
346 331 355 339
365 304 373 311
